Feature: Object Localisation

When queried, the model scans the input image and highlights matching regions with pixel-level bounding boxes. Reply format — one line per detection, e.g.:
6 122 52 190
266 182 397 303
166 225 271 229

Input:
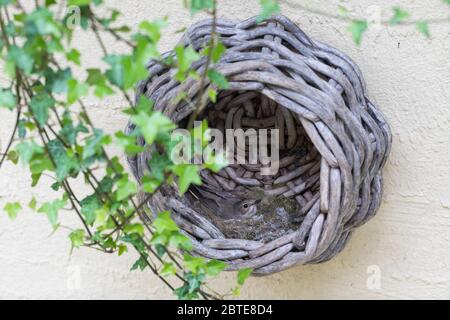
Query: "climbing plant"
0 0 448 300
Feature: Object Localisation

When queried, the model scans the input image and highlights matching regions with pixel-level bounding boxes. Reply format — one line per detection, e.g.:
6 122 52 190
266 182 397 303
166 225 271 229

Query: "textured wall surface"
1 0 449 299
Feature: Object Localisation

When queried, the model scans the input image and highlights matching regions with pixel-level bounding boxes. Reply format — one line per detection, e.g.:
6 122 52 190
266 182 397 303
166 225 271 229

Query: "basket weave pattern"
126 15 392 275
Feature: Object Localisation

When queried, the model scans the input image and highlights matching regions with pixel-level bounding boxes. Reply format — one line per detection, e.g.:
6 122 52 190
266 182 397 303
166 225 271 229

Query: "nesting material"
125 15 392 275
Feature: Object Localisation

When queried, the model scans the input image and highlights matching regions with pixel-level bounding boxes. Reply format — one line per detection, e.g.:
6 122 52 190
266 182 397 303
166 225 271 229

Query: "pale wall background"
1 0 449 299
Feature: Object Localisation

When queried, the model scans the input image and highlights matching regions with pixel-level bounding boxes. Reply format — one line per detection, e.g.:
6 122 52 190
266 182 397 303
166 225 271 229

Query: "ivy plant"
0 0 448 299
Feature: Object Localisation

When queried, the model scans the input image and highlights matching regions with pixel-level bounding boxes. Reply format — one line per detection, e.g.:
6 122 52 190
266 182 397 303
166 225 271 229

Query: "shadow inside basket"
181 90 322 243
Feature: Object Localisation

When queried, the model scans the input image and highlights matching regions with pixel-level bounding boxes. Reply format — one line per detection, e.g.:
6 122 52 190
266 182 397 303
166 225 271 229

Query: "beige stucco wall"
1 0 449 299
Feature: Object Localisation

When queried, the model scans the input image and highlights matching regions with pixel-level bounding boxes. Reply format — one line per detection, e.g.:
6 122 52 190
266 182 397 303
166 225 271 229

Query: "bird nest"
125 15 392 275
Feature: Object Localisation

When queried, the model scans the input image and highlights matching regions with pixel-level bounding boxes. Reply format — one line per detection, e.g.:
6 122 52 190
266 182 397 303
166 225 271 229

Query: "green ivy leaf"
67 79 88 105
207 69 229 89
131 111 175 145
171 164 202 195
161 262 176 277
205 260 227 276
237 267 253 285
80 194 101 225
48 139 77 181
69 229 85 251
29 197 37 211
123 223 144 236
390 7 409 25
152 211 179 233
66 49 81 65
348 20 368 46
25 8 61 37
130 255 148 271
30 93 55 126
189 0 214 14
15 140 44 165
68 0 92 5
258 0 280 22
7 45 34 74
168 232 193 251
45 68 72 94
38 198 67 228
416 21 430 38
139 19 167 43
183 254 206 273
207 88 217 103
4 202 21 220
175 45 200 81
115 131 145 155
0 88 16 110
115 175 138 201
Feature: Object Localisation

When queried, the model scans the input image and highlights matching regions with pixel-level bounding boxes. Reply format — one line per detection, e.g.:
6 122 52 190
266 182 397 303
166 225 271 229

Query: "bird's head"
234 198 261 217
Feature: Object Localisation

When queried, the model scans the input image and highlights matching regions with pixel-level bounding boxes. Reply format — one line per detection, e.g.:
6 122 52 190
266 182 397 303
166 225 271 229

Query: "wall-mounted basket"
125 15 392 275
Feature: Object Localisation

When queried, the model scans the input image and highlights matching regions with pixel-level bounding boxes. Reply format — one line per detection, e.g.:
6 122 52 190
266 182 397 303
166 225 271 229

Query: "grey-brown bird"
189 185 261 220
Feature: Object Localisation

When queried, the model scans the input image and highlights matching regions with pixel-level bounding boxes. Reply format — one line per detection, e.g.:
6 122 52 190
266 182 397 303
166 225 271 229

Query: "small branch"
186 0 218 129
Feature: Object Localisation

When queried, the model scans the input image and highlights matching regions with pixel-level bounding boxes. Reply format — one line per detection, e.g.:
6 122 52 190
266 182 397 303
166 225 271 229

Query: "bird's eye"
243 203 249 208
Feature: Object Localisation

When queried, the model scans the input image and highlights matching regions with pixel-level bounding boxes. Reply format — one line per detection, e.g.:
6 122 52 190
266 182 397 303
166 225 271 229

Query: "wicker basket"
125 15 392 275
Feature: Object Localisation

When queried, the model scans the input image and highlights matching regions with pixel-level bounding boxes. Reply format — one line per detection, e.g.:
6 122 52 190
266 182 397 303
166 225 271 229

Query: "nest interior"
126 15 392 275
186 90 321 243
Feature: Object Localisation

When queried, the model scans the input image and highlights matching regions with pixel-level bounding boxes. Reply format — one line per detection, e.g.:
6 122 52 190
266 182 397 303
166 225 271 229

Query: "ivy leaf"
48 139 77 181
131 111 175 145
183 254 206 273
204 150 228 173
258 0 280 22
348 20 368 46
123 223 144 236
25 8 61 37
189 0 214 14
237 267 253 285
139 19 167 43
208 69 229 89
69 229 85 251
38 198 67 228
130 255 148 271
67 79 88 105
6 150 18 164
207 88 217 103
68 0 92 5
30 93 55 126
0 88 16 110
15 140 44 165
169 232 193 251
80 194 101 225
205 260 227 276
175 45 200 81
115 131 145 155
104 55 125 88
416 21 430 38
7 45 34 74
29 197 37 210
171 164 202 195
66 49 81 65
389 7 409 25
202 40 226 63
152 211 179 233
148 152 171 182
45 68 72 94
115 175 137 201
141 175 161 193
160 262 176 277
4 202 21 220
